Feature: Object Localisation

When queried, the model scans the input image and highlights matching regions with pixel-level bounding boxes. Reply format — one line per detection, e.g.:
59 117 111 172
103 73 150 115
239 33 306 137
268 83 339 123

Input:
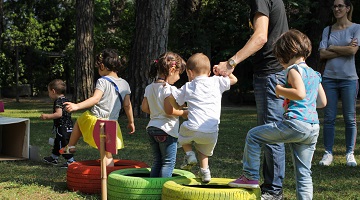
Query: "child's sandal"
59 146 76 154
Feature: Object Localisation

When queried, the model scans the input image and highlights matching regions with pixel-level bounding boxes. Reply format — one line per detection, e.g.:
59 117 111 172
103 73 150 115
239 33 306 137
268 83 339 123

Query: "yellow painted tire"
161 177 261 200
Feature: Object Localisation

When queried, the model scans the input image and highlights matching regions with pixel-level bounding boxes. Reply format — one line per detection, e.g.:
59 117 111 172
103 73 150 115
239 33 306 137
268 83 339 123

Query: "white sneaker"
346 153 357 167
319 152 333 166
198 167 211 183
180 151 197 170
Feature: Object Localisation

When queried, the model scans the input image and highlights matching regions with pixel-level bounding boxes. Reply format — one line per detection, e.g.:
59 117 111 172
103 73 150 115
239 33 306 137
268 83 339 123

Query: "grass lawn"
0 97 359 199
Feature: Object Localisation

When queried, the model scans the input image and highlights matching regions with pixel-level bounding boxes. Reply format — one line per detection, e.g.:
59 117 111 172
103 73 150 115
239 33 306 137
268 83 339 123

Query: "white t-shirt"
172 75 230 133
144 82 180 138
91 76 131 120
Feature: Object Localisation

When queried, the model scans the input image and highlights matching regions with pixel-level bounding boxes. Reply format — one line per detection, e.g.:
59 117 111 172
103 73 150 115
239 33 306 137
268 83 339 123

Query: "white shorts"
178 125 218 156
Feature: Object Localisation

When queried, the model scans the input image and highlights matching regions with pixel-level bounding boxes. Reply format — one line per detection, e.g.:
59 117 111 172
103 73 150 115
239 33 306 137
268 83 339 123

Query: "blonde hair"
186 53 210 74
343 0 353 21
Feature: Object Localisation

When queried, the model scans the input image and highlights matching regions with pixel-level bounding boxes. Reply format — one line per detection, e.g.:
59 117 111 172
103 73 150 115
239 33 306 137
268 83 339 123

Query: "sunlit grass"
0 97 359 199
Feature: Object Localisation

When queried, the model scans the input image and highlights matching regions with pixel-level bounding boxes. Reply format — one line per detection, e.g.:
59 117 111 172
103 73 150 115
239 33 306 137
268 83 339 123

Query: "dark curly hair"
95 48 125 73
149 52 186 81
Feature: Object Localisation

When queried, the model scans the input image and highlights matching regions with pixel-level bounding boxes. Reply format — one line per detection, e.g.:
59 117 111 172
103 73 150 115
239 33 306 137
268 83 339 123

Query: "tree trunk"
129 0 171 117
74 0 94 102
108 0 126 33
305 0 333 70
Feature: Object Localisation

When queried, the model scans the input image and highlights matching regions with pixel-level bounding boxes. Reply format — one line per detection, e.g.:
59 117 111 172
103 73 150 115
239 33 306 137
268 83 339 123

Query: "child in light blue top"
229 29 327 200
283 63 320 124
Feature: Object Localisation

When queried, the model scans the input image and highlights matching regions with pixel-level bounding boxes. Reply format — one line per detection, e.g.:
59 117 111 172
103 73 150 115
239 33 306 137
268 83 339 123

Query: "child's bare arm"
167 94 181 110
228 73 238 86
276 69 306 100
164 96 186 117
316 83 327 108
64 89 103 112
123 94 135 134
141 97 150 114
40 108 62 120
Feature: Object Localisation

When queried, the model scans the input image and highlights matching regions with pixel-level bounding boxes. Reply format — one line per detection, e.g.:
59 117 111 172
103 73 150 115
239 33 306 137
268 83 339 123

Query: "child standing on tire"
169 53 238 183
141 52 187 177
60 48 135 167
228 29 327 200
40 79 74 168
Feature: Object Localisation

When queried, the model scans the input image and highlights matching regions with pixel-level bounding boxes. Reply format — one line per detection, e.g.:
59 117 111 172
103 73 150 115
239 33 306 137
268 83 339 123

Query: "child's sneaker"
198 167 211 183
228 175 259 189
59 145 76 154
61 160 75 169
346 153 357 167
43 156 58 165
319 151 333 166
180 151 197 170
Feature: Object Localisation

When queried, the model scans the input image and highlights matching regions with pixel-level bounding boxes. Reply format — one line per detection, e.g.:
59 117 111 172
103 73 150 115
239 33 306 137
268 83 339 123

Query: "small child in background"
60 48 135 166
40 79 74 168
141 52 187 177
228 29 327 200
169 53 238 183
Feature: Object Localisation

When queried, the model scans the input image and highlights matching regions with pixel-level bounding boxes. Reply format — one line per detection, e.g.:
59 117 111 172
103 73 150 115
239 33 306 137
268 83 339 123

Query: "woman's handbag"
318 26 332 75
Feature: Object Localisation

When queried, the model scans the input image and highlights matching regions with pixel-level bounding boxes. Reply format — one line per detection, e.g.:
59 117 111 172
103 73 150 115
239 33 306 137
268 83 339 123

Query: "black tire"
161 177 261 200
107 168 196 200
66 159 149 194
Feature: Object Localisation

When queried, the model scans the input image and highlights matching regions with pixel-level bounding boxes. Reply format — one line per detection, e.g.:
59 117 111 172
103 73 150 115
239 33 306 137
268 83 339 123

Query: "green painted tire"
107 168 195 200
161 177 261 200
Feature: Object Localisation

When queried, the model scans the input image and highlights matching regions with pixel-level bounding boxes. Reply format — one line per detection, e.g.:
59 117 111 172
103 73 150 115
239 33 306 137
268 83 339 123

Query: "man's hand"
213 62 234 76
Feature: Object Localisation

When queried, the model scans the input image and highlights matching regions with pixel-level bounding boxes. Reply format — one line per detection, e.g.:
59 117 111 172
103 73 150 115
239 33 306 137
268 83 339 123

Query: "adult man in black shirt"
215 0 288 199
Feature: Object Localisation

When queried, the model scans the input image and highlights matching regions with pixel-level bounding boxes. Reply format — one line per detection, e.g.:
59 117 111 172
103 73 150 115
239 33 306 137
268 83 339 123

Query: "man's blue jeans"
147 126 177 177
322 78 358 154
243 119 319 200
253 72 286 195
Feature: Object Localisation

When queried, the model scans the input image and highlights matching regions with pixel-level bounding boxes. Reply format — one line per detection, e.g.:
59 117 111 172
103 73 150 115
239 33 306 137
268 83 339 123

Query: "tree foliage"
0 0 359 108
0 0 75 93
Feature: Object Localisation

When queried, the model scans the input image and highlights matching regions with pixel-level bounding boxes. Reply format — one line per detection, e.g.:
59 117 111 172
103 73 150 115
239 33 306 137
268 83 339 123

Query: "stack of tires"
107 168 196 199
66 159 149 194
